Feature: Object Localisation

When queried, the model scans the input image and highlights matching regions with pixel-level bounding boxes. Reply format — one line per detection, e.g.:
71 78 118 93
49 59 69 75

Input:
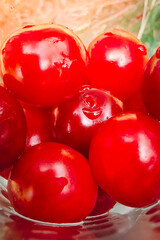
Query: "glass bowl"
0 0 160 239
1 176 160 240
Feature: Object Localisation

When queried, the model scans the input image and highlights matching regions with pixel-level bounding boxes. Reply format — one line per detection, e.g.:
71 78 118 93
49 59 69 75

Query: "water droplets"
79 85 91 93
82 93 102 120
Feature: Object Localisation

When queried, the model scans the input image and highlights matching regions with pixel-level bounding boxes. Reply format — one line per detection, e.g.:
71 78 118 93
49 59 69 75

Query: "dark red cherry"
51 86 123 157
0 86 26 171
20 102 53 149
142 47 160 120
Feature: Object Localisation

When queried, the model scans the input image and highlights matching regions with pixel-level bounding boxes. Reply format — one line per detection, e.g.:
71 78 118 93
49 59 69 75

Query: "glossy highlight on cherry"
87 29 149 101
51 86 123 157
8 142 98 223
89 112 160 207
1 24 88 107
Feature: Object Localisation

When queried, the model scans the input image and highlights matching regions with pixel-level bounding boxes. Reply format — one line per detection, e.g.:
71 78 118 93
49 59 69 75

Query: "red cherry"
89 112 160 207
51 86 123 157
1 24 88 107
0 86 26 171
8 142 98 223
20 102 53 149
0 103 53 179
87 29 149 101
142 47 160 120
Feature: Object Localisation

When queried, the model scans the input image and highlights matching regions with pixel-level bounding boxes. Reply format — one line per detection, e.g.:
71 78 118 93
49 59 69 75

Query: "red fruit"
0 103 53 178
51 86 123 157
0 86 26 171
8 142 98 223
89 112 160 208
87 29 149 101
21 102 53 149
142 47 160 120
1 24 88 107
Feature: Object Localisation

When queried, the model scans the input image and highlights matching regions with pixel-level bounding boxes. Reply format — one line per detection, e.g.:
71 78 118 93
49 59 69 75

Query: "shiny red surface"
0 86 26 171
87 29 149 101
89 112 160 207
8 142 98 223
142 47 160 120
1 24 88 107
21 102 53 149
51 86 123 157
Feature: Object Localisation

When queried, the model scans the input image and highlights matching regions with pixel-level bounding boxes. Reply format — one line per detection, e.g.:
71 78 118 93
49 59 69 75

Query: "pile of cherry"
0 23 160 224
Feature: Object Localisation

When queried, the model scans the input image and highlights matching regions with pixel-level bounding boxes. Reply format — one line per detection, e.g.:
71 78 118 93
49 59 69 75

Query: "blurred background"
0 0 159 57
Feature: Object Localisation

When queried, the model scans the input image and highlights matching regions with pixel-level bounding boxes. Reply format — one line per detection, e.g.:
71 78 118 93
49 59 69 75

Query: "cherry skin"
142 47 160 120
1 24 88 107
90 188 116 216
89 112 160 208
0 103 53 179
8 142 98 223
87 29 149 101
0 86 26 172
124 91 147 113
51 86 123 157
20 102 53 149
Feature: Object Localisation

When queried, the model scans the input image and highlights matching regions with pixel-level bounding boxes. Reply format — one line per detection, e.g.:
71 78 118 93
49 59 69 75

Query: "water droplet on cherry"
137 45 147 55
84 95 96 108
156 47 160 58
82 94 102 120
82 108 102 120
80 85 91 93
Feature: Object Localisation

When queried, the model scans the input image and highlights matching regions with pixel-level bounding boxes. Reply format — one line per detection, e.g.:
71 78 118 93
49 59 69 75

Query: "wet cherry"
1 24 88 107
51 86 123 157
8 142 98 223
142 47 160 120
0 86 26 171
20 102 53 149
89 112 160 207
87 29 149 101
